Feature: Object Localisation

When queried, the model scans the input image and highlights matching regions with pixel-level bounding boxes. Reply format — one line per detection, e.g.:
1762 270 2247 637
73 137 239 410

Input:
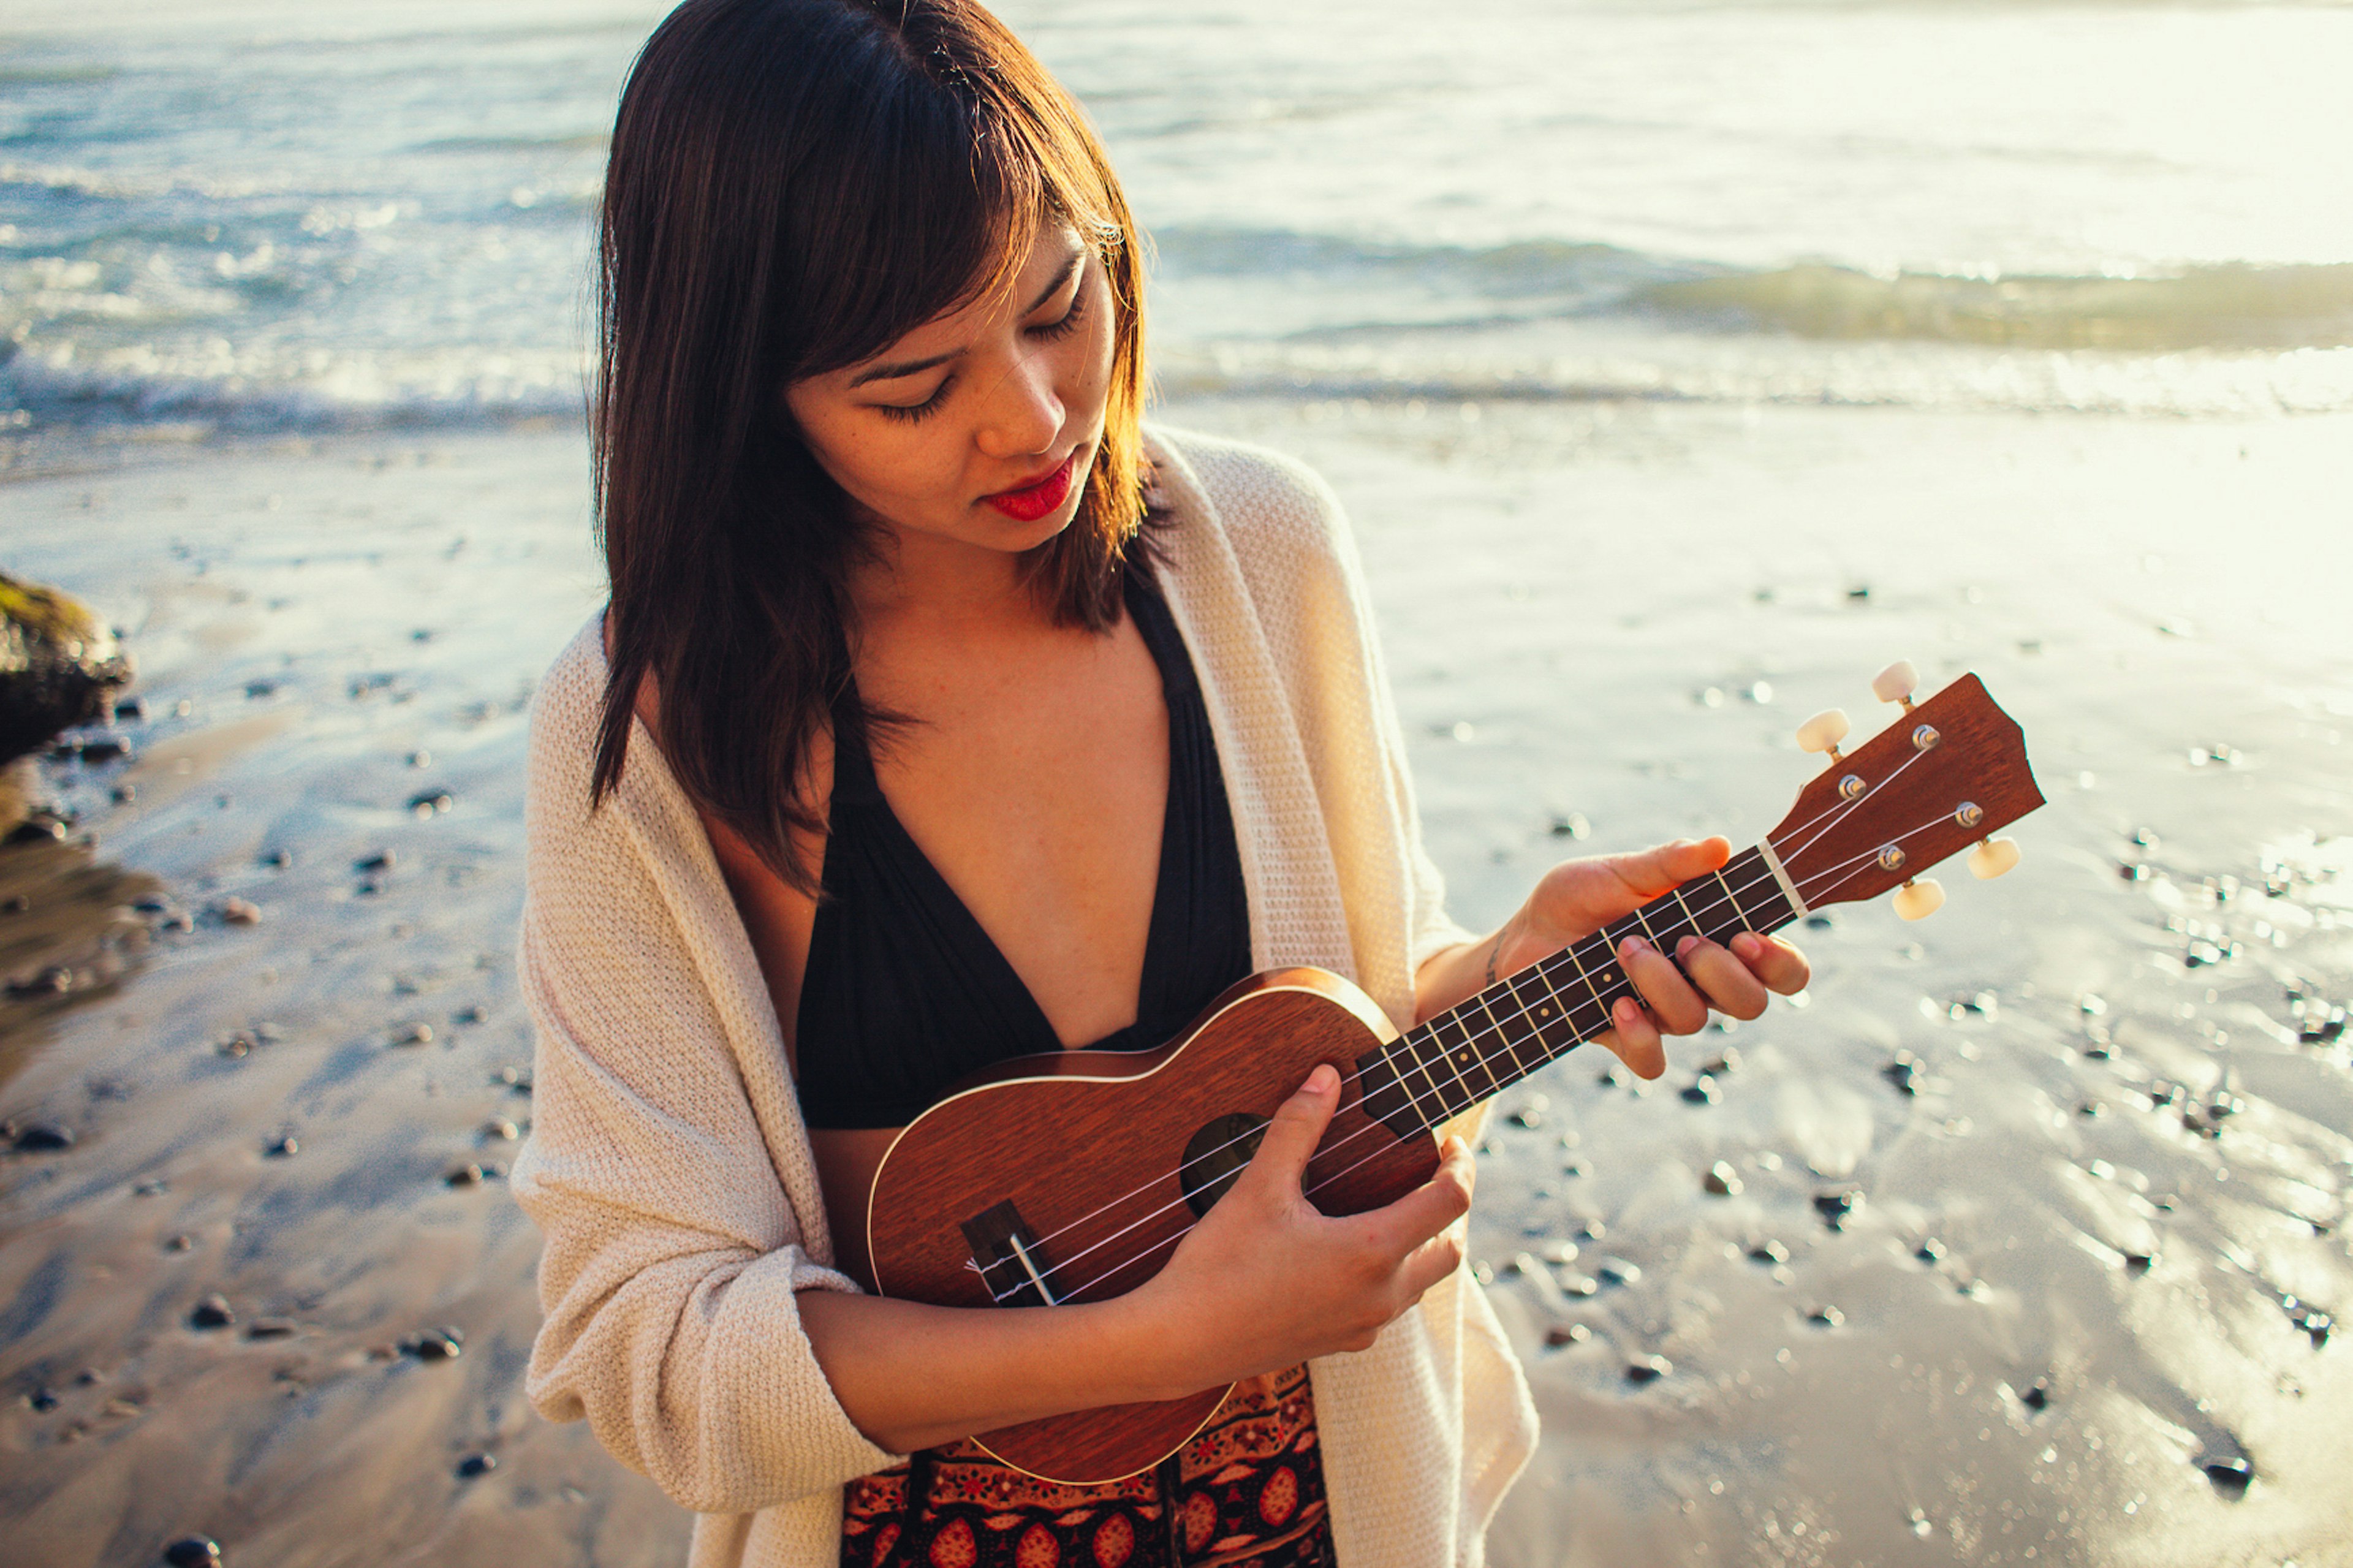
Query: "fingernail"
1620 937 1650 962
1308 1064 1338 1094
1732 933 1762 959
1675 935 1700 961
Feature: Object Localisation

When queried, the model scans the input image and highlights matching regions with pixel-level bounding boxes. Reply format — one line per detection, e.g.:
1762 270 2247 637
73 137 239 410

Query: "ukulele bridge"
960 1199 1065 1307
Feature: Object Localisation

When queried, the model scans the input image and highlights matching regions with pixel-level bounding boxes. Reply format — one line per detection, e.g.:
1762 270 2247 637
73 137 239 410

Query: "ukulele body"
863 966 1443 1486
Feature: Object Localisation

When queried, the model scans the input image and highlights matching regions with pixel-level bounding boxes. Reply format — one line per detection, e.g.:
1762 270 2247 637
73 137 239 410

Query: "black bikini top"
792 568 1251 1131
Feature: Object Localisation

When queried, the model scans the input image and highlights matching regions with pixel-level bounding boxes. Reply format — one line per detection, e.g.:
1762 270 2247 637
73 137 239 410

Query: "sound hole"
1180 1112 1269 1219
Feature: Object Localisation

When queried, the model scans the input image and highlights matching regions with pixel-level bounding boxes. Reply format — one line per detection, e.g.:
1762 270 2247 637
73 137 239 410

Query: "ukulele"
863 661 2045 1483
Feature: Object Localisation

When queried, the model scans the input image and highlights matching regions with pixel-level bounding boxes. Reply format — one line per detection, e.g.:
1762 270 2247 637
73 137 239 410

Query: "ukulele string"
983 809 1966 1308
975 847 1809 1289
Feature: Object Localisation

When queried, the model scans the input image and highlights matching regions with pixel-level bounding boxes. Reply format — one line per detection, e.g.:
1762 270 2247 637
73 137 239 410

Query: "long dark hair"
590 0 1151 889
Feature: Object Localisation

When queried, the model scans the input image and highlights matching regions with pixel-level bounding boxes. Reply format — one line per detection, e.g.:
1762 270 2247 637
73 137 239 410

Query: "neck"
1355 843 1804 1137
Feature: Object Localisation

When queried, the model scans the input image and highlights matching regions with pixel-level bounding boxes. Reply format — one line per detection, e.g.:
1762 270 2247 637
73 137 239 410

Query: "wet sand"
2 403 2349 1566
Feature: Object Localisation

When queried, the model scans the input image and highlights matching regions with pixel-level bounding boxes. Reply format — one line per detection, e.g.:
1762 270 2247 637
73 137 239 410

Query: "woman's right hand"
1121 1064 1475 1399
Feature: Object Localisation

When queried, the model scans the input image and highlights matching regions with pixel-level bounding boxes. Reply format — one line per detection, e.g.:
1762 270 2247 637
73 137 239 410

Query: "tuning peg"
1893 877 1946 921
1796 708 1851 760
1968 837 2021 879
1873 659 1920 711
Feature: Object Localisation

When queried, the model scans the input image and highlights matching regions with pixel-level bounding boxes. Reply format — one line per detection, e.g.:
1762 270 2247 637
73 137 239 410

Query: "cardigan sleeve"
510 633 898 1515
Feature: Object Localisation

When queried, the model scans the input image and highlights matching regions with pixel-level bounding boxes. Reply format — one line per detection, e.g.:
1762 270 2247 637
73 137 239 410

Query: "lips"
982 448 1083 523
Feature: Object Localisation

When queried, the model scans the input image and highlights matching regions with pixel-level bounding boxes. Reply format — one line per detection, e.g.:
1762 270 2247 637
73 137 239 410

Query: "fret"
1711 866 1750 936
1665 884 1708 947
1432 1007 1504 1103
1480 973 1542 1088
1628 902 1665 948
1396 1021 1463 1124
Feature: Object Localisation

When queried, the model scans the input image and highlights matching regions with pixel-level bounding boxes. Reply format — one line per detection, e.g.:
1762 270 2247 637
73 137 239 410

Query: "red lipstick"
982 449 1083 522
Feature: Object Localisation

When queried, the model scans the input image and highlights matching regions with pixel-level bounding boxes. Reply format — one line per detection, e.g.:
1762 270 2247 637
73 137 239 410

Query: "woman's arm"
798 1064 1473 1453
1414 837 1810 1077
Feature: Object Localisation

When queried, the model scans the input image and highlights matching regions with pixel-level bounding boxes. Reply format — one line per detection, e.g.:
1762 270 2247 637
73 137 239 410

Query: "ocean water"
4 0 2352 457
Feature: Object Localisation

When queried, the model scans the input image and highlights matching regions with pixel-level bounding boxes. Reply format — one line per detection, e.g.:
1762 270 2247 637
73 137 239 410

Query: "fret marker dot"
1539 1007 1551 1017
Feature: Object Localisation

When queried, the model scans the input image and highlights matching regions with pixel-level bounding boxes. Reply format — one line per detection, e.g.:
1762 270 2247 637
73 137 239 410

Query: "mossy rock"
0 569 132 765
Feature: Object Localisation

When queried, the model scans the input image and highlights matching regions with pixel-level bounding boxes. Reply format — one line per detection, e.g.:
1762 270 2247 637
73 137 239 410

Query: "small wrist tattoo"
1484 929 1506 987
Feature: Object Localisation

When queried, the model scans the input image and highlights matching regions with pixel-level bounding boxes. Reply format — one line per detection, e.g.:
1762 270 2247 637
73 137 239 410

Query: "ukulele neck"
1354 843 1801 1138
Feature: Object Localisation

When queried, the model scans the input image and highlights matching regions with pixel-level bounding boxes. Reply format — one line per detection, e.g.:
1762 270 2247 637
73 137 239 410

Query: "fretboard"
1354 844 1800 1137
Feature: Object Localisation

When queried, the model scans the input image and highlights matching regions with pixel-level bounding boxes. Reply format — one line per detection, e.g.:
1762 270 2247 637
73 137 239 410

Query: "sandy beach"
4 396 2349 1565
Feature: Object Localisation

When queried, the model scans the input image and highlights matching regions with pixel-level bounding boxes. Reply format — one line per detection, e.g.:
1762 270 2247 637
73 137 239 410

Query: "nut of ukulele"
1968 837 2021 879
1893 877 1946 920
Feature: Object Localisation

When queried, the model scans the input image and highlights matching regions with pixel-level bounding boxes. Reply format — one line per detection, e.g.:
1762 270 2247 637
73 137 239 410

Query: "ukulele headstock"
1768 664 2044 919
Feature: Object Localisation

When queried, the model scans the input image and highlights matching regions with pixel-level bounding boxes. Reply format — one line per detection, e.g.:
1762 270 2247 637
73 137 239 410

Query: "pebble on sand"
186 1295 234 1330
8 1120 76 1153
212 898 260 926
444 1163 485 1187
1703 1161 1743 1196
2202 1456 2253 1499
1625 1354 1673 1384
400 1327 464 1362
1545 1324 1591 1348
263 1134 298 1158
2020 1377 2052 1411
1814 1191 1863 1230
1681 1074 1721 1105
456 1452 498 1479
243 1318 297 1341
1749 1239 1789 1265
392 1023 434 1047
161 1536 222 1568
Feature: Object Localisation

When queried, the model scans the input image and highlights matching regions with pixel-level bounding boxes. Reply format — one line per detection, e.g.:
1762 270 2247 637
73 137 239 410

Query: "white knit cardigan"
512 426 1539 1568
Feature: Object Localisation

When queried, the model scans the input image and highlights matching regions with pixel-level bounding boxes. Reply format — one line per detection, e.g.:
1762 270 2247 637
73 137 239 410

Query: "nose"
972 346 1064 461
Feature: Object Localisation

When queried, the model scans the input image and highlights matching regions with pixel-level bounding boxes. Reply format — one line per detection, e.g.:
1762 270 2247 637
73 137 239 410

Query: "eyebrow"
847 250 1085 388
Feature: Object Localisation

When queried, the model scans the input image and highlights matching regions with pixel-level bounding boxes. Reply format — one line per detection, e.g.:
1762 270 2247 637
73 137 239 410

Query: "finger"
1675 934 1769 1021
1608 835 1733 901
1601 998 1666 1079
1620 937 1710 1036
1393 1222 1468 1301
1243 1063 1340 1197
1730 931 1812 994
1358 1135 1476 1253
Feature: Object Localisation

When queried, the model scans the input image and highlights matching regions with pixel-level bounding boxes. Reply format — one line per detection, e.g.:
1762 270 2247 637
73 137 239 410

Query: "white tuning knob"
1968 837 2020 879
1873 659 1920 708
1893 877 1946 921
1795 708 1852 757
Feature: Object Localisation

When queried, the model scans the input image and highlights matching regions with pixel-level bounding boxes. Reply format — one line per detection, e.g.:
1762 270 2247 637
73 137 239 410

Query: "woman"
513 2 1808 1565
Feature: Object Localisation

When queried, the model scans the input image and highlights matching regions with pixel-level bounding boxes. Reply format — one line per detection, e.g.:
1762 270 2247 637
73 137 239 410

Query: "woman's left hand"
1470 836 1810 1080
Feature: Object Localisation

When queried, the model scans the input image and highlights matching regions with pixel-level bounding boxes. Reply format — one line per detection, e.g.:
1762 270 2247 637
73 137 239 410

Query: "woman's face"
785 222 1116 567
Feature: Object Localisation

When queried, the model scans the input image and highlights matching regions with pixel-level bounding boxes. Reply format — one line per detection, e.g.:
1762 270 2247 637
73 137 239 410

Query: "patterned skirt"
839 1365 1335 1568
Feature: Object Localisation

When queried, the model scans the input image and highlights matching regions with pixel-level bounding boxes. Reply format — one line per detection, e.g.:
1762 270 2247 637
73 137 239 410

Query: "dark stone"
445 1164 484 1187
2202 1456 2252 1499
77 736 127 763
9 1121 75 1152
1916 1238 1947 1264
162 1536 222 1567
187 1295 234 1330
1748 1240 1788 1265
2021 1378 2051 1411
2078 1100 2106 1118
1544 1324 1590 1348
1703 1161 1742 1197
6 810 72 846
28 1386 58 1411
263 1135 298 1158
2119 862 2150 882
1596 1258 1642 1287
400 1327 464 1362
1814 1191 1863 1230
455 1004 488 1025
1680 1075 1721 1106
408 791 453 816
1625 1354 1672 1384
1806 1306 1844 1328
0 570 133 766
2124 1252 2156 1276
243 1318 297 1341
1882 1055 1920 1096
456 1452 498 1479
355 851 395 873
